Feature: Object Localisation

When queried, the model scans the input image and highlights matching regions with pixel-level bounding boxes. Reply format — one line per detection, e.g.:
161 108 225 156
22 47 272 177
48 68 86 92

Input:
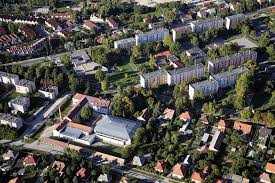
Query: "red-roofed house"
217 119 230 130
23 154 37 167
191 172 204 183
266 163 275 174
233 121 252 134
19 25 36 39
90 2 98 9
45 19 62 31
179 111 192 122
155 161 167 173
76 167 90 180
171 163 186 179
260 172 272 183
8 177 22 183
83 20 97 30
106 16 118 29
197 9 206 18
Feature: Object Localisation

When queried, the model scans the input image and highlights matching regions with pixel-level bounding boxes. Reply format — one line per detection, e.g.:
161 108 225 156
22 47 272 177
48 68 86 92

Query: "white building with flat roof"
0 113 23 130
225 14 245 30
189 79 219 100
207 50 257 73
190 18 223 33
167 63 205 86
135 28 169 45
0 71 19 85
38 85 59 100
15 79 36 94
210 67 248 88
114 37 136 49
8 96 30 113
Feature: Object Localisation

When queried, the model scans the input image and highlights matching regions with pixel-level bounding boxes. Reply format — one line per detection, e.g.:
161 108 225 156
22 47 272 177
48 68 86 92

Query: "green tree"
60 54 71 68
101 80 108 92
191 36 199 46
258 32 270 48
72 176 78 183
240 107 253 119
95 69 105 81
267 44 275 61
133 127 145 145
241 25 250 36
80 106 92 121
163 35 174 50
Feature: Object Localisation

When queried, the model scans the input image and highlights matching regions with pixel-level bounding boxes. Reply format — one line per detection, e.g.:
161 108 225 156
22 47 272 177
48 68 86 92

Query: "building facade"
189 79 219 100
207 50 257 73
225 14 245 30
0 71 19 85
135 28 169 45
167 63 205 86
171 25 192 41
210 67 248 88
114 37 136 49
140 69 167 88
190 18 223 33
15 79 36 94
8 96 30 113
0 113 23 130
38 85 59 100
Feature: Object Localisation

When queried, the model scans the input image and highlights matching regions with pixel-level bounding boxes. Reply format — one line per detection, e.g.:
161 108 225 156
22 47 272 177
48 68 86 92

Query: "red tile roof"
19 25 36 38
67 122 93 133
23 155 36 166
191 172 203 182
155 50 172 59
76 167 89 179
83 20 97 29
106 16 118 29
233 121 252 134
179 111 192 121
266 163 275 174
172 163 186 177
260 172 271 183
218 119 229 129
155 161 166 172
8 177 22 183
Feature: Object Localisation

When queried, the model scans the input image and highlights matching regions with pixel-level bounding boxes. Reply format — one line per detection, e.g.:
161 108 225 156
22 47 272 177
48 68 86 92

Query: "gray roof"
224 174 243 183
167 63 204 76
114 37 135 44
209 130 223 151
209 50 257 64
259 126 272 138
2 150 18 159
226 13 245 20
140 69 166 80
94 115 141 141
0 71 19 79
0 113 23 124
60 126 82 139
98 174 112 182
8 96 30 105
211 67 248 80
17 79 35 87
190 79 218 89
136 28 169 37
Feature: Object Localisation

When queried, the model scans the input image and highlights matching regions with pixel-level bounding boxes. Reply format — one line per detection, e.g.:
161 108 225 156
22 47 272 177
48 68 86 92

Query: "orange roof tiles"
155 50 172 59
8 177 22 183
191 172 203 182
155 161 166 172
179 111 192 121
73 93 86 101
266 162 275 174
172 163 186 177
67 122 93 133
23 155 36 165
233 121 252 134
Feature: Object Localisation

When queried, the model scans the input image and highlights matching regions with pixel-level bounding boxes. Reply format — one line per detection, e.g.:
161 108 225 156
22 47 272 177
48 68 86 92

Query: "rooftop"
9 96 30 105
167 63 204 76
190 79 218 89
94 115 141 141
0 113 23 123
140 69 166 79
210 67 248 79
17 79 35 87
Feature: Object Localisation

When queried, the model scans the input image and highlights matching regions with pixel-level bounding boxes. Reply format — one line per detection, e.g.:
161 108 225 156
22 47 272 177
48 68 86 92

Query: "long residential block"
114 37 136 49
210 67 249 88
8 96 30 113
225 14 245 30
171 25 192 41
167 63 205 86
135 28 169 45
15 79 36 94
189 79 219 100
207 50 257 73
190 18 223 33
140 69 167 88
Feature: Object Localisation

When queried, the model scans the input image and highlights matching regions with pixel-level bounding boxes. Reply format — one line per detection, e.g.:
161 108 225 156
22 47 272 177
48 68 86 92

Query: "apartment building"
225 14 245 30
171 25 192 41
166 63 205 86
38 85 59 100
185 47 207 64
8 96 30 113
135 28 169 45
0 113 23 130
15 79 36 94
190 18 223 33
207 50 257 73
114 37 136 49
0 15 42 25
0 71 19 85
210 67 248 88
140 69 167 88
189 79 219 100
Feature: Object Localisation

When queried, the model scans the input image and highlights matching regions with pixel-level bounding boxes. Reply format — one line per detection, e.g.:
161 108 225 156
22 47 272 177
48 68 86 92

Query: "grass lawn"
131 168 165 180
107 62 139 88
